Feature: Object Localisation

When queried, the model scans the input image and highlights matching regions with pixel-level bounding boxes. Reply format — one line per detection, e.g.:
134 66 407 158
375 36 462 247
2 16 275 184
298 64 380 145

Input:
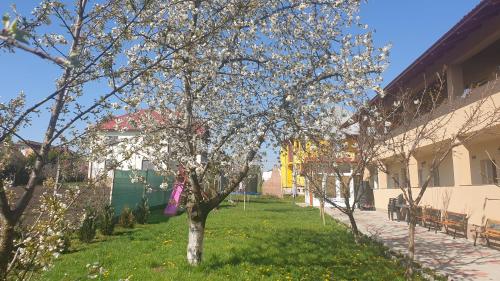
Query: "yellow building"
280 137 358 201
280 140 306 194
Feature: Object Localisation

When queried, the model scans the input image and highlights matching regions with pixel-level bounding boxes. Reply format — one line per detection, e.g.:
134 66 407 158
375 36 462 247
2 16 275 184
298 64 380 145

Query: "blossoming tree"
298 105 385 242
109 0 389 266
0 0 185 278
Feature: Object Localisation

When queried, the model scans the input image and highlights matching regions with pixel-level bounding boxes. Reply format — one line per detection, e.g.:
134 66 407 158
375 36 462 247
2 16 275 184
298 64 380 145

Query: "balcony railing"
388 77 500 137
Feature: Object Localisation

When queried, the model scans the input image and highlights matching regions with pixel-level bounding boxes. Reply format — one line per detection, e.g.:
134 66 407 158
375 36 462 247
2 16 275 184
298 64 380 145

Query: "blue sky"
262 0 481 170
359 0 479 89
0 1 480 170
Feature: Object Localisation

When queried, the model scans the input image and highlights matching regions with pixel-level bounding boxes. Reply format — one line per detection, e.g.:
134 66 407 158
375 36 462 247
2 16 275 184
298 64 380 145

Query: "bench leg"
474 233 478 246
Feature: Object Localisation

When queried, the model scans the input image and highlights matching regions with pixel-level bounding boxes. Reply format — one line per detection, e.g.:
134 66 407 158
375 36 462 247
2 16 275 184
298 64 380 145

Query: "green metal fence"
111 170 174 215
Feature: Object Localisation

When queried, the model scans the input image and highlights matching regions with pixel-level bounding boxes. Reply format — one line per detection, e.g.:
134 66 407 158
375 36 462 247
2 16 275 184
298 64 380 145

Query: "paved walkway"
302 204 500 281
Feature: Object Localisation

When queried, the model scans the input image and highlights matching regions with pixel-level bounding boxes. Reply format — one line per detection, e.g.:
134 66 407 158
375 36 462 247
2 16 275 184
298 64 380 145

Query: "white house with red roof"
88 109 208 179
87 110 168 179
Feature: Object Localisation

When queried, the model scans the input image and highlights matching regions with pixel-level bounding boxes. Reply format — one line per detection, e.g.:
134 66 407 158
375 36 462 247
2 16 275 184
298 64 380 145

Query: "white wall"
88 131 164 179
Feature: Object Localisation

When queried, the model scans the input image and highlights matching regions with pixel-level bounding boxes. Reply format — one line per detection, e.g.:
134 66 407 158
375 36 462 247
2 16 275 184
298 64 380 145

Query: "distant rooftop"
98 109 166 132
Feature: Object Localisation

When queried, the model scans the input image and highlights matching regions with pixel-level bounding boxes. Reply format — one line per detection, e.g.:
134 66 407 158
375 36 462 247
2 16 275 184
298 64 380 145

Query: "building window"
418 168 423 188
370 168 378 190
400 168 407 186
105 136 119 145
104 159 117 170
480 159 498 185
141 159 155 171
431 168 440 187
326 175 336 198
391 173 399 188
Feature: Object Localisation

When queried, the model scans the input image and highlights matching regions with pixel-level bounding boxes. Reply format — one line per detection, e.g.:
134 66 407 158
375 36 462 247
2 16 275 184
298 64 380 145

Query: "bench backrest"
486 219 500 231
425 208 441 219
445 211 467 223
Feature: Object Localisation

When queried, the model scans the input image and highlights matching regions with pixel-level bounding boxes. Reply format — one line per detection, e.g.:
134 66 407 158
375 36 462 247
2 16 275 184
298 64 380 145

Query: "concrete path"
304 205 500 281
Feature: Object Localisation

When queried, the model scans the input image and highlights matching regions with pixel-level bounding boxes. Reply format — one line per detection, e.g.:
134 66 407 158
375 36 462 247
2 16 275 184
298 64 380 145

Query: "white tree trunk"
406 210 416 280
187 216 206 266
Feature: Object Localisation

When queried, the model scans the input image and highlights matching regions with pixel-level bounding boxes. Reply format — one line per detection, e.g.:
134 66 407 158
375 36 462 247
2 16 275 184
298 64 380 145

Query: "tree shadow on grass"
66 231 135 255
213 204 236 210
228 199 288 204
203 227 406 280
147 208 175 224
259 208 310 213
112 229 136 237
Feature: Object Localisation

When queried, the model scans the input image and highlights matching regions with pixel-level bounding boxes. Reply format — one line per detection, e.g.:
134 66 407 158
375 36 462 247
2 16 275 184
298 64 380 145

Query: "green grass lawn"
40 199 422 281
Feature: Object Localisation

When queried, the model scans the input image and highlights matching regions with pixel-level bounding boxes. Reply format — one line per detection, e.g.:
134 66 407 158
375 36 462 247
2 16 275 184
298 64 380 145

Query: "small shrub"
119 207 135 228
134 197 150 224
61 230 73 253
99 204 116 235
78 207 97 243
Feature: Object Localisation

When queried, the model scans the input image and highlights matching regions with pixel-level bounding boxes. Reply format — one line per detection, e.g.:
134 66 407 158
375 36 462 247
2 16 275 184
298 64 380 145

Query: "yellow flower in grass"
165 261 176 268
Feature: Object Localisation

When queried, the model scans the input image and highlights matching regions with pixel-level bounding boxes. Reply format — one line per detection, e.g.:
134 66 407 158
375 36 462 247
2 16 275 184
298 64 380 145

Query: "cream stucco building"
369 0 500 229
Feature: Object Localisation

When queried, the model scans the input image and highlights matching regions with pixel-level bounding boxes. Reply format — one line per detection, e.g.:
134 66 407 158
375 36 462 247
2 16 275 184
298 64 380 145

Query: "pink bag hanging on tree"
164 167 186 217
164 181 184 216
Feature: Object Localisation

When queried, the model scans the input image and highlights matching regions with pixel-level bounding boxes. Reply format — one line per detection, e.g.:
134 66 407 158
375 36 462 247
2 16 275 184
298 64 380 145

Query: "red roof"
99 109 208 136
99 110 166 131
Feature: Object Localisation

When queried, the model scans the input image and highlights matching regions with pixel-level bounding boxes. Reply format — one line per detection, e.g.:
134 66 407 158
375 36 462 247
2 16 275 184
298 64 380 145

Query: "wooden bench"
413 205 424 226
423 207 442 233
442 211 468 239
474 219 500 247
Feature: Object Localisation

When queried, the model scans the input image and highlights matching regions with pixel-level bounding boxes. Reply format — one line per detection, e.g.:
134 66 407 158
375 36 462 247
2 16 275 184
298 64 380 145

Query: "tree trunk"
347 211 360 243
406 210 416 280
186 208 208 266
319 199 325 225
0 221 15 280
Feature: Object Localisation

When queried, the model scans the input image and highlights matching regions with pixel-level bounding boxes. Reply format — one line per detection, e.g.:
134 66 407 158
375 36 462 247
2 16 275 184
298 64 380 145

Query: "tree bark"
347 211 360 243
319 199 325 225
406 209 416 280
186 206 208 266
0 220 15 280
